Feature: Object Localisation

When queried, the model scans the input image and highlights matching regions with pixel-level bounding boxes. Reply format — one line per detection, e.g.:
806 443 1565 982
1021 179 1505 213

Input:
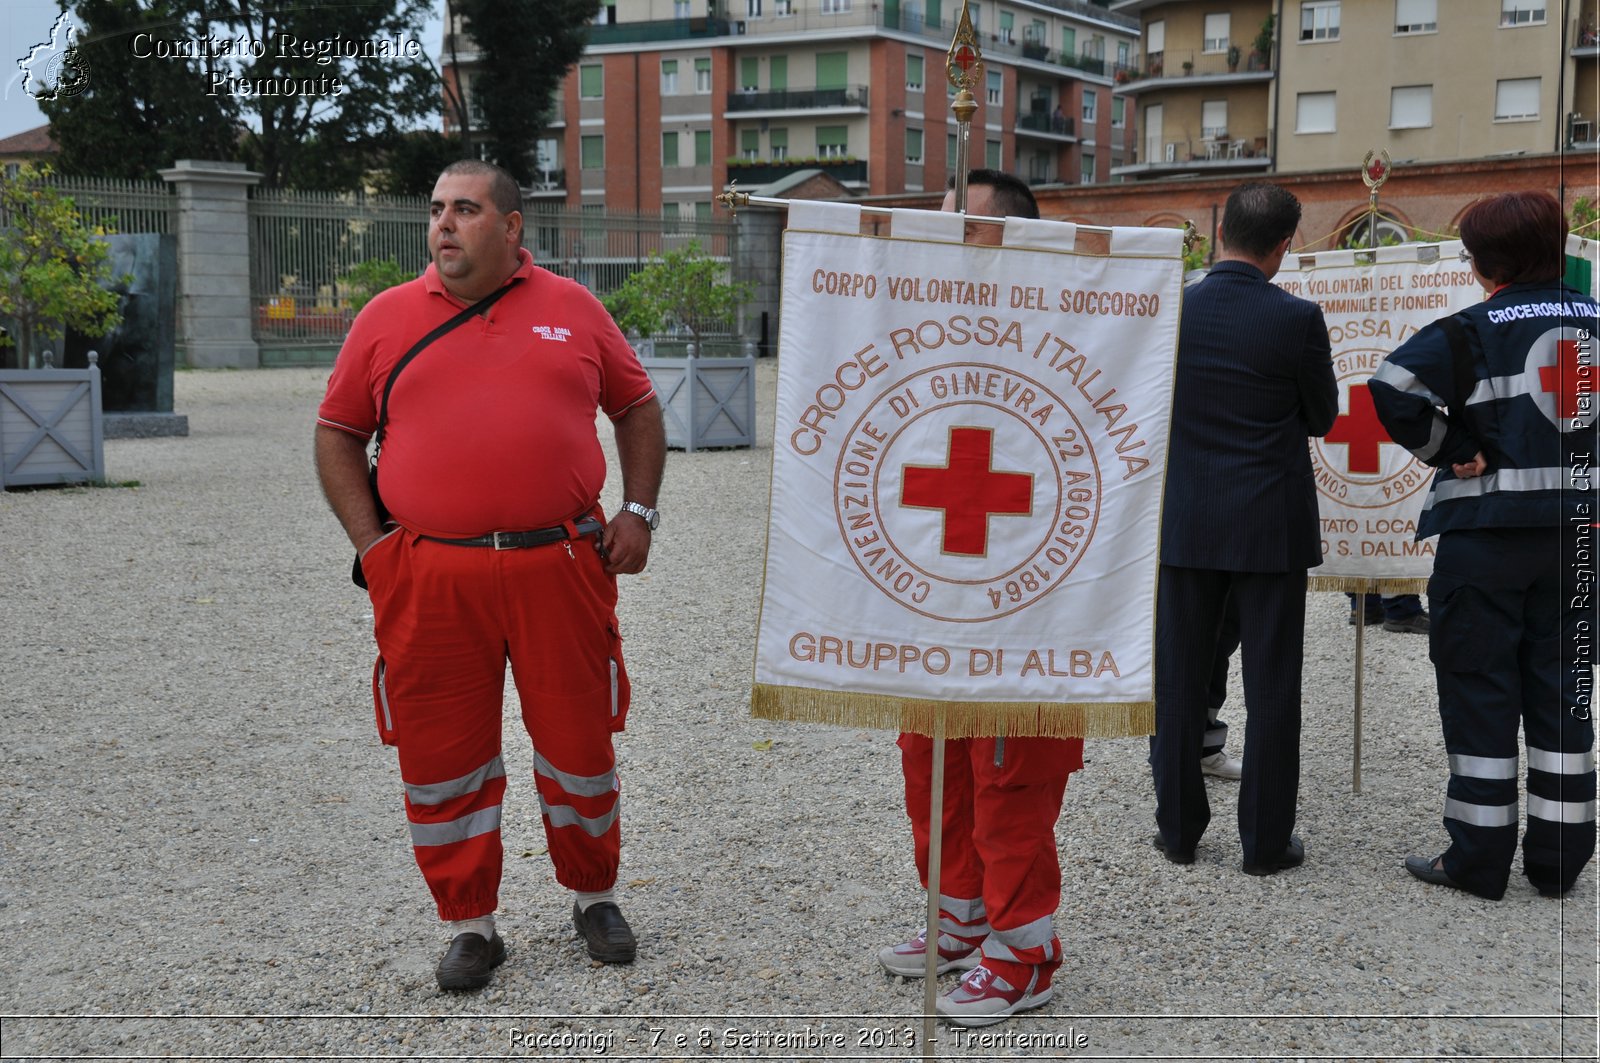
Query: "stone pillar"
158 160 263 368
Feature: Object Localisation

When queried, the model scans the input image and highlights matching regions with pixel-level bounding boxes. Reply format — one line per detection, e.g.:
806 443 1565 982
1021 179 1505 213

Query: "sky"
0 0 446 142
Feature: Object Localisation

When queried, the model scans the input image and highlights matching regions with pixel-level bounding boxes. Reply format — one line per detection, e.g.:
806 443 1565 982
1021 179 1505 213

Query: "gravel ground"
0 361 1594 1062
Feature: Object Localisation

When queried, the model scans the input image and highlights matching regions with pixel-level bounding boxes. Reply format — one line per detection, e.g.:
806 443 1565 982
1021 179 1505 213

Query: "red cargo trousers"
899 733 1082 984
362 521 630 921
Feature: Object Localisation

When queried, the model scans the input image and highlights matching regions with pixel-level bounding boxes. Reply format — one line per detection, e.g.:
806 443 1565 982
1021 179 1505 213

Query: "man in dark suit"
1150 182 1338 875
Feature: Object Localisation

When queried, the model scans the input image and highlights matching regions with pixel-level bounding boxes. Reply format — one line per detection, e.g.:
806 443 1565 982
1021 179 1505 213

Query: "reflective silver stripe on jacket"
1444 796 1518 828
1527 795 1598 824
540 795 620 836
1449 753 1518 780
409 805 502 847
1412 413 1450 463
533 749 617 798
1526 745 1597 774
1429 465 1570 502
1371 359 1446 404
404 755 507 807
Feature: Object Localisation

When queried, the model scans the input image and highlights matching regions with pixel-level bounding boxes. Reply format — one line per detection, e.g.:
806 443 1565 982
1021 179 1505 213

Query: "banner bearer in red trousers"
315 160 666 991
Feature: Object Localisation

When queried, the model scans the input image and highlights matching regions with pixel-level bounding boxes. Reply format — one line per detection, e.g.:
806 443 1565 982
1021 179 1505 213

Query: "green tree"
446 0 598 184
0 166 123 368
603 241 751 344
372 130 467 196
44 0 440 189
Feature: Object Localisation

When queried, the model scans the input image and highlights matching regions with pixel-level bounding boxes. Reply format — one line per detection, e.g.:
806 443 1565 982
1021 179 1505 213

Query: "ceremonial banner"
752 208 1184 738
1274 244 1482 592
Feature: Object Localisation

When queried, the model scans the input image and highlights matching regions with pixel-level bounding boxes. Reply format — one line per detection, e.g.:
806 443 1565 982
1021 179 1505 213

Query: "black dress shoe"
1404 854 1509 899
573 901 637 963
435 931 506 991
1242 834 1304 876
1150 831 1196 865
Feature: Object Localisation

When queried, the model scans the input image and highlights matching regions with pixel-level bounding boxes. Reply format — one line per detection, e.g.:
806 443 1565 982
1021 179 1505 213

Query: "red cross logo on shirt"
901 426 1033 557
1325 383 1393 475
1539 339 1595 420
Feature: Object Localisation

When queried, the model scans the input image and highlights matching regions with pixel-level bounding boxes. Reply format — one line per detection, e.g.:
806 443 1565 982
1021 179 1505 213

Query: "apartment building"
441 0 1141 218
1111 0 1596 187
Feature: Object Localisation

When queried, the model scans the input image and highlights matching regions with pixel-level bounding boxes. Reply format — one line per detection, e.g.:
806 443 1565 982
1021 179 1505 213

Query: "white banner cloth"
1275 245 1482 591
752 224 1183 738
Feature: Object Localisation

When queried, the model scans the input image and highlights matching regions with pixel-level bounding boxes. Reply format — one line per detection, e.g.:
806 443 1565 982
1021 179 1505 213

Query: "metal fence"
247 186 739 360
3 174 175 235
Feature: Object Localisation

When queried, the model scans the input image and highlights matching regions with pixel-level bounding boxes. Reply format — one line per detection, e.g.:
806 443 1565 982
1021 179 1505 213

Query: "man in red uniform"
878 170 1085 1029
315 160 665 991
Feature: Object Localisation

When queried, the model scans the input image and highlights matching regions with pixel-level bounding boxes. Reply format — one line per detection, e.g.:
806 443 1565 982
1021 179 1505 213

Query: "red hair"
1457 191 1565 285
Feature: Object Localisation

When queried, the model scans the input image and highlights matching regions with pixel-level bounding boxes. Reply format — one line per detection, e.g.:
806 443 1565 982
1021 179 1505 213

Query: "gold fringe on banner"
751 683 1154 739
1308 575 1431 594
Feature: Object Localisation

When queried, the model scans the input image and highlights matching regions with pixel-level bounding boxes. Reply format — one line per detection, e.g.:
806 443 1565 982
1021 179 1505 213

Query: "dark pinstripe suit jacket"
1159 260 1338 573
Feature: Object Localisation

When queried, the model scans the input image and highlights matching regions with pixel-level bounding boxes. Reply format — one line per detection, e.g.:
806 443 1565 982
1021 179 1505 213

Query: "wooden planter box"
0 356 105 488
638 340 756 452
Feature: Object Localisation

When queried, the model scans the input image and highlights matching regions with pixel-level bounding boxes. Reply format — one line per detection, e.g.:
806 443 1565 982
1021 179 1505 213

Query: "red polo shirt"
318 250 655 538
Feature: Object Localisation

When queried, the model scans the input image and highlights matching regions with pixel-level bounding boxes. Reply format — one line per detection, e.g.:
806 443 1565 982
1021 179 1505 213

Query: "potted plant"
1226 44 1240 71
1181 59 1193 75
1251 14 1274 66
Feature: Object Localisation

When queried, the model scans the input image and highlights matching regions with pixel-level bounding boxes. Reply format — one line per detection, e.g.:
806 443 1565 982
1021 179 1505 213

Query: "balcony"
724 158 867 186
1572 18 1600 55
1111 131 1272 178
1113 48 1274 94
1015 112 1077 140
726 85 869 114
588 16 731 44
526 169 565 196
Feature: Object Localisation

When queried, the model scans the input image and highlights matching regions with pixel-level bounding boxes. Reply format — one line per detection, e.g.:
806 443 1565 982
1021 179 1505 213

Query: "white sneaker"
877 930 981 978
936 963 1053 1027
1200 751 1243 780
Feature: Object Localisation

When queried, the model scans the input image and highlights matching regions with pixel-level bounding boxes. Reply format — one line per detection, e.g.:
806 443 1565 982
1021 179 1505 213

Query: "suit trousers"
1153 565 1307 864
364 526 630 920
1429 527 1596 898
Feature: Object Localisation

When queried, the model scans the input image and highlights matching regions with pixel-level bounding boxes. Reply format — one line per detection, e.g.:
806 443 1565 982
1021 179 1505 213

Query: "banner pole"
1351 150 1392 795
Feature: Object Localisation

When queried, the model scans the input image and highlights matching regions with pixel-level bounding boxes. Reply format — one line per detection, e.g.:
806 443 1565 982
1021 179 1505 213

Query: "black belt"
421 515 603 550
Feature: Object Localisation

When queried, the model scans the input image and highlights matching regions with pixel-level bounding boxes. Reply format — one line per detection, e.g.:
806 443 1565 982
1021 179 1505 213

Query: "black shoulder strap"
1434 314 1477 421
372 278 521 453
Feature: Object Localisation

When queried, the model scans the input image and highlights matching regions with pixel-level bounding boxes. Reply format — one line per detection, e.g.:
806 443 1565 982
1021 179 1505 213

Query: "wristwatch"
620 501 660 531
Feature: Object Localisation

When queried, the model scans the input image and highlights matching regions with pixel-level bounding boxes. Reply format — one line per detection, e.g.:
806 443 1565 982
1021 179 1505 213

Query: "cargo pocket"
607 620 632 733
372 655 399 746
1426 571 1489 674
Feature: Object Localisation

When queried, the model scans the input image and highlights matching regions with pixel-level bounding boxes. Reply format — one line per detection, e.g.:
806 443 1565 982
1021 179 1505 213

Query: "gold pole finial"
717 182 750 215
946 0 984 214
1361 149 1393 252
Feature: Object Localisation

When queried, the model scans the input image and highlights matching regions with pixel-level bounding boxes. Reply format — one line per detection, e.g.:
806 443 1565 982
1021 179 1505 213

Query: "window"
741 57 759 92
674 0 689 16
770 127 788 159
1500 0 1545 25
662 132 679 167
906 128 924 164
907 54 924 91
1394 0 1436 33
987 70 1002 105
1062 27 1076 55
1112 96 1125 127
816 52 847 91
695 202 712 223
821 0 851 12
1494 77 1540 119
775 0 793 13
579 64 603 98
1027 20 1046 44
999 12 1014 43
746 0 762 15
594 0 615 26
1203 12 1230 52
694 57 712 93
1080 151 1095 183
985 138 1001 169
1201 100 1227 138
581 134 604 169
1300 2 1340 41
1145 20 1163 54
661 59 678 95
770 55 787 91
740 129 760 160
694 129 712 165
1082 34 1104 59
1118 41 1130 66
1389 84 1432 128
1295 91 1336 133
1082 89 1097 123
817 125 849 157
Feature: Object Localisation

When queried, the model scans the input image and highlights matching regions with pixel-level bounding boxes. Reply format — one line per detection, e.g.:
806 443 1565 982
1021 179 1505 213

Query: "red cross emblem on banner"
1539 339 1596 419
953 44 978 79
901 426 1033 557
1325 383 1393 475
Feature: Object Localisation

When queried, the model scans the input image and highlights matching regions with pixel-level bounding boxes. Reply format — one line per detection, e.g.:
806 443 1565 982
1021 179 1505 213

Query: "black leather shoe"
435 931 506 991
1406 854 1508 899
573 901 637 963
1242 834 1304 876
1151 831 1196 865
